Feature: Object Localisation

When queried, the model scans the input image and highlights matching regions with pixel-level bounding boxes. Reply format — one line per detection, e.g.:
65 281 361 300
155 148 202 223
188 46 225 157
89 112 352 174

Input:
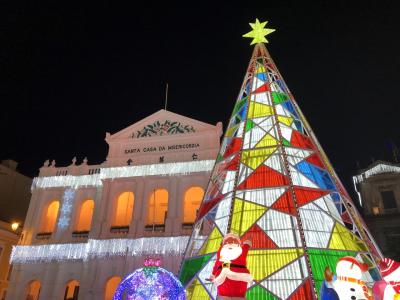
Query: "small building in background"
0 160 32 300
353 160 400 260
7 110 222 300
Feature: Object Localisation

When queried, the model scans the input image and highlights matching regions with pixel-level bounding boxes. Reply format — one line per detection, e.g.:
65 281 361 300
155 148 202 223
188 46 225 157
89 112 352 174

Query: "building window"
25 280 41 300
104 276 121 300
75 199 94 232
183 186 204 227
64 280 79 300
146 189 168 231
110 192 134 234
381 190 397 210
113 192 134 227
40 200 60 233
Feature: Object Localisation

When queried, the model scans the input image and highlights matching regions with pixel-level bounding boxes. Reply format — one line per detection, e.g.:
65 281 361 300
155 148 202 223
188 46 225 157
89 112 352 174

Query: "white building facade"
7 110 222 300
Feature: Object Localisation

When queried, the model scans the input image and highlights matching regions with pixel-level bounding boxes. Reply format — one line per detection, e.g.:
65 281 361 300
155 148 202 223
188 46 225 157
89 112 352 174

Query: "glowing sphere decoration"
112 258 186 300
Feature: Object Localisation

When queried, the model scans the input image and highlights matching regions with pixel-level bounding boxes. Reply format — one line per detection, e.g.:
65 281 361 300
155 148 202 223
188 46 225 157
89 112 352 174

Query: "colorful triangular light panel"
198 227 223 255
257 209 301 247
329 222 368 252
241 148 277 170
231 198 267 235
247 249 304 281
251 92 272 105
196 255 218 299
260 257 307 299
243 125 267 149
236 187 286 207
248 102 274 118
238 164 289 190
241 224 277 249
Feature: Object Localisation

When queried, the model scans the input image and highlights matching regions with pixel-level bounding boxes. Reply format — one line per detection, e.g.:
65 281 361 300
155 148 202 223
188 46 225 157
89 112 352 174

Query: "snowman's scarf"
336 276 372 300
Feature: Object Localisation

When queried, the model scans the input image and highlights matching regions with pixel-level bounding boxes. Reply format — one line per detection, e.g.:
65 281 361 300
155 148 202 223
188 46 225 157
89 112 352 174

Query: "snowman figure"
323 256 372 300
378 257 400 300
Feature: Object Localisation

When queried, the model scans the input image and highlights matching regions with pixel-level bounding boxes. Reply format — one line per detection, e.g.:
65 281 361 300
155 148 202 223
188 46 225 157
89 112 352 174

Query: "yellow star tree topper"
243 18 275 45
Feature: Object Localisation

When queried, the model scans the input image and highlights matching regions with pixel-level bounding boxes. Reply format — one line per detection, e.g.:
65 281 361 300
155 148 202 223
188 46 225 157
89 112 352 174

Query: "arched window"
25 280 41 300
147 189 168 227
104 276 121 300
41 200 59 233
64 280 79 300
113 192 134 227
76 199 94 231
183 186 204 225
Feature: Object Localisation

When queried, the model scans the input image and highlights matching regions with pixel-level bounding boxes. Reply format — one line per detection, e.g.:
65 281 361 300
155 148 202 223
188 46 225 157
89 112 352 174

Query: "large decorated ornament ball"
112 258 186 300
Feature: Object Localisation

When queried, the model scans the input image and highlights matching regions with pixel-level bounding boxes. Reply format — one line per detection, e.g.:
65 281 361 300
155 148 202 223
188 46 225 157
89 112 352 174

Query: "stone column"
95 180 112 239
165 177 178 236
130 178 144 237
90 185 105 239
136 177 148 237
38 263 61 300
22 189 41 244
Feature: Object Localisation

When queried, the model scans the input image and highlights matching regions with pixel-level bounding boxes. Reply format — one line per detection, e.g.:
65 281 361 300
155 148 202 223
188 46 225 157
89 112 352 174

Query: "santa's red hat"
222 233 241 244
338 256 369 272
379 258 400 278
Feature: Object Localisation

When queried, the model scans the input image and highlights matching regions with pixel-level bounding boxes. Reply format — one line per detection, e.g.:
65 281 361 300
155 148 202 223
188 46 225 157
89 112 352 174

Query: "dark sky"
2 1 400 195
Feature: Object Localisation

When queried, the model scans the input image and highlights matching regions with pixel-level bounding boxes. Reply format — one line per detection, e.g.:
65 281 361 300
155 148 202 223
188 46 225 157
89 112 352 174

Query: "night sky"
2 1 400 195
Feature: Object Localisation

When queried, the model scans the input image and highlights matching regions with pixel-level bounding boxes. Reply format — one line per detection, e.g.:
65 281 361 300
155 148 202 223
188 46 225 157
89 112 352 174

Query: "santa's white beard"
219 244 242 262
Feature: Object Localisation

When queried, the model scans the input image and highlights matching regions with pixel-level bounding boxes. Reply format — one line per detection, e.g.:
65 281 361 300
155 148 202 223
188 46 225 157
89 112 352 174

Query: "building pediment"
104 110 222 167
106 109 220 141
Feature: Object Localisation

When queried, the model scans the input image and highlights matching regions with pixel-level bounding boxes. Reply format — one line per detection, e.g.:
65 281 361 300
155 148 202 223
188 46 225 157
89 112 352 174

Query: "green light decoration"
243 18 275 45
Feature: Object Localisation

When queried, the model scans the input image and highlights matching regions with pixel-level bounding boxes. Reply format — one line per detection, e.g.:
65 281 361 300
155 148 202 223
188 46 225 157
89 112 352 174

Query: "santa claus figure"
321 256 372 300
210 233 252 299
377 257 400 300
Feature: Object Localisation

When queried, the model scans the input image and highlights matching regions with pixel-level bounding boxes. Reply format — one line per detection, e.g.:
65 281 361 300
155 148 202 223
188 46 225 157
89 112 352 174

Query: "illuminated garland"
57 188 76 229
354 163 400 183
112 266 186 300
10 236 190 264
32 160 214 189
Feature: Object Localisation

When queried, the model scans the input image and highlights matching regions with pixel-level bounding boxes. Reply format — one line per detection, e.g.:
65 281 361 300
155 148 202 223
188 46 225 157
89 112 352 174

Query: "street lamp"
11 222 19 231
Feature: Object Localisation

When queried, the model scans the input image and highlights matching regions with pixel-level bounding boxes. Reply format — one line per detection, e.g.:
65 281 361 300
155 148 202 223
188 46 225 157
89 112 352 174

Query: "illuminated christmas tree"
179 19 382 299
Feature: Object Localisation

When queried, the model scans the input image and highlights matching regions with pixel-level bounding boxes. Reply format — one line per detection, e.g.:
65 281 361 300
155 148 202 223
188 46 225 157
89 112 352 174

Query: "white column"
95 180 112 239
130 178 144 237
38 263 62 300
164 177 178 235
136 178 149 237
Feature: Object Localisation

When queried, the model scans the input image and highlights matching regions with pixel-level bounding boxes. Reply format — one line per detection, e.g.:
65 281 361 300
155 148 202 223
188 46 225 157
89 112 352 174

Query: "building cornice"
32 159 215 190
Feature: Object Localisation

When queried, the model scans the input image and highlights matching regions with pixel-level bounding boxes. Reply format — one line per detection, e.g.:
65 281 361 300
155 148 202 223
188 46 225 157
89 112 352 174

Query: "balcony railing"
72 231 89 238
182 223 194 230
36 232 52 240
110 226 129 234
144 224 165 232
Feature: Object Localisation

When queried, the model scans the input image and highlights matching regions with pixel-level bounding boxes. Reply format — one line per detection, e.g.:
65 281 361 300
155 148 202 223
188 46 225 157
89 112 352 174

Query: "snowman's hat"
338 256 369 272
379 258 400 278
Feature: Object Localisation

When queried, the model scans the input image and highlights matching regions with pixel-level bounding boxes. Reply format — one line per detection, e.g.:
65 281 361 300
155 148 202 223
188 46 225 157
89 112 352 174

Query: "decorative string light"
353 163 400 183
10 236 190 264
57 188 76 229
352 163 400 206
32 160 215 190
112 266 186 300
